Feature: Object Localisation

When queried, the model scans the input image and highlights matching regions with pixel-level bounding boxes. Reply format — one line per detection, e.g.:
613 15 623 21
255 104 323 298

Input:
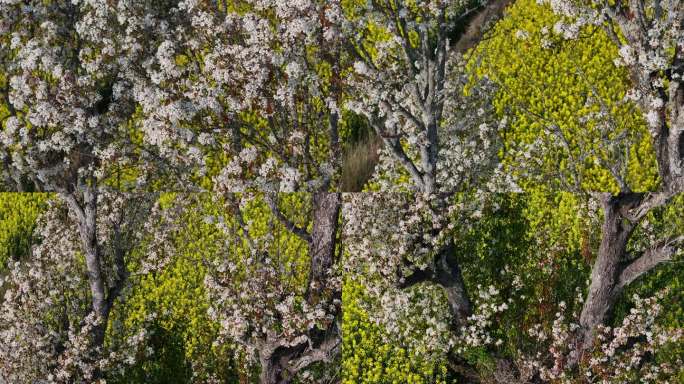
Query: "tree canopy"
1 0 683 383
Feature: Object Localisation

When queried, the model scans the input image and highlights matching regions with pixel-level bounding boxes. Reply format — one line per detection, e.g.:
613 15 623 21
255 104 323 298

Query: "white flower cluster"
456 285 509 352
519 290 682 383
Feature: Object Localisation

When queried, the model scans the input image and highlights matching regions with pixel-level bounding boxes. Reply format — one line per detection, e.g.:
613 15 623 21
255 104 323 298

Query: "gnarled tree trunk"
572 192 684 364
258 346 301 384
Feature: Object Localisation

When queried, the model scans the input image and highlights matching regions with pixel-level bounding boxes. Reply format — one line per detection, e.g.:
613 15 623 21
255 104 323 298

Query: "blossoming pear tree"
127 1 517 378
526 0 684 365
0 3 191 381
333 1 530 381
342 0 513 193
201 192 342 383
343 192 534 381
0 193 163 383
339 1 520 378
135 0 349 192
133 0 514 193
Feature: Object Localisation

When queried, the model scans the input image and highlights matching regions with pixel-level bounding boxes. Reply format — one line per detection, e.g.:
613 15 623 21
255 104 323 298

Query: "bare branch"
286 331 341 375
264 193 312 243
616 235 684 292
624 191 676 222
60 192 87 227
397 267 434 289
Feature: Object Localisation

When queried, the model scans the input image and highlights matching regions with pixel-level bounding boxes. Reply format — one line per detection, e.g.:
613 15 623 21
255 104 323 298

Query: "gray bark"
63 186 108 347
61 188 146 381
259 346 299 384
258 330 340 384
577 194 634 352
309 192 341 289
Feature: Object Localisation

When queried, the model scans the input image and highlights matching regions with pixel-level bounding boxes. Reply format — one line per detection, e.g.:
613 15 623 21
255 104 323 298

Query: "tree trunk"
64 187 109 380
435 242 472 331
258 354 287 384
309 192 341 289
575 194 634 360
421 116 439 194
258 337 314 384
69 188 108 345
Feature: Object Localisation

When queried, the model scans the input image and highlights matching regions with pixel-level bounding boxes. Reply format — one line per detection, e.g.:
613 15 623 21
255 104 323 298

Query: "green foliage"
454 193 590 360
342 280 450 384
470 0 659 192
0 193 49 270
108 194 240 383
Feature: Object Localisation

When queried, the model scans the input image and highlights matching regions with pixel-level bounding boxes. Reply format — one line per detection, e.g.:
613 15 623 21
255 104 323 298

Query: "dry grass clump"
339 134 381 192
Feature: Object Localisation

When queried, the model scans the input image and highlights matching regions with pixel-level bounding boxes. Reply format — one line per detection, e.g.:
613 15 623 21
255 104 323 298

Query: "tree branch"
60 192 87 227
616 235 684 292
286 330 341 376
105 194 153 314
397 267 434 289
372 118 426 190
265 193 312 243
623 191 675 223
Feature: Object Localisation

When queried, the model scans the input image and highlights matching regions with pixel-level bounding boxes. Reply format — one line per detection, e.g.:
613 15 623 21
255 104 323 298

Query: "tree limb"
372 121 426 190
286 331 341 376
265 193 312 243
623 191 675 223
616 235 684 292
397 267 434 289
